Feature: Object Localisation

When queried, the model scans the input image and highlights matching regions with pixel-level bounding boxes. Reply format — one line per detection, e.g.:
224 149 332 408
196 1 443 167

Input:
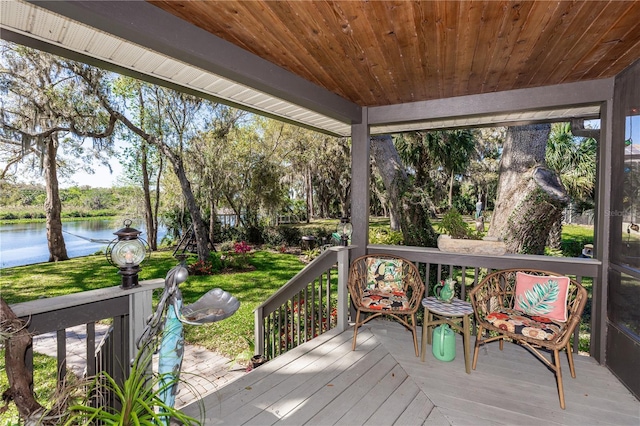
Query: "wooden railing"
369 245 601 354
368 245 600 294
8 279 164 390
254 247 351 359
254 244 601 361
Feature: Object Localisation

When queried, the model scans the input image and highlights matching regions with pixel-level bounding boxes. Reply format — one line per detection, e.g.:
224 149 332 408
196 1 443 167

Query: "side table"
420 296 474 374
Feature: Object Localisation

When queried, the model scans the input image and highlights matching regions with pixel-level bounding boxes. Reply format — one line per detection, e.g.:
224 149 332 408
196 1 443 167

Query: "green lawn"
0 249 306 424
0 249 306 359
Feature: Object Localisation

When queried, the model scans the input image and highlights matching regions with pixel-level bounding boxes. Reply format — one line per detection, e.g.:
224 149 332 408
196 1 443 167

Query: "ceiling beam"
27 0 361 125
368 79 615 126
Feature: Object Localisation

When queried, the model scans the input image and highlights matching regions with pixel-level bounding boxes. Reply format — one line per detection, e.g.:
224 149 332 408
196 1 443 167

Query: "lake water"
0 219 167 268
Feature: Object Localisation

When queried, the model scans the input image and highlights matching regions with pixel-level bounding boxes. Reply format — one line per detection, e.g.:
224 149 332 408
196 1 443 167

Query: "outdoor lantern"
337 217 353 246
106 219 149 289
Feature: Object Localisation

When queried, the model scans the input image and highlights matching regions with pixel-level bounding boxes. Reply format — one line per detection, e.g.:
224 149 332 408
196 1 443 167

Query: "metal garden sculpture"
136 261 240 422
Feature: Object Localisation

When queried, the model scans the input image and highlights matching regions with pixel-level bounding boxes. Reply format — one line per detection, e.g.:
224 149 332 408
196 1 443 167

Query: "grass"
0 249 306 424
0 249 306 359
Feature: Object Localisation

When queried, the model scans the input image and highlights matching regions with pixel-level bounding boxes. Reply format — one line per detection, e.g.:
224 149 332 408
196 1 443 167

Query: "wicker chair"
348 254 425 356
469 269 588 409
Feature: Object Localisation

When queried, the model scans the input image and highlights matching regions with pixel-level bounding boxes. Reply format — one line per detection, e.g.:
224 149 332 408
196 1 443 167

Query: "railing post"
336 247 350 332
254 306 264 356
128 280 162 363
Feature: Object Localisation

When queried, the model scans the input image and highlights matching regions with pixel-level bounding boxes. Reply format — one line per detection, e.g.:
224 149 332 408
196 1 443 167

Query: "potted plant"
63 349 201 425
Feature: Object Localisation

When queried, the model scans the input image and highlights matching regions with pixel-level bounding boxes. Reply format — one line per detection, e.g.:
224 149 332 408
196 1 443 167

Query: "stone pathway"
32 325 247 408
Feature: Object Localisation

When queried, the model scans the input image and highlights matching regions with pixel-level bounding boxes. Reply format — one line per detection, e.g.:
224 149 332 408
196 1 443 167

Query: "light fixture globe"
337 217 353 246
110 238 147 268
106 219 149 289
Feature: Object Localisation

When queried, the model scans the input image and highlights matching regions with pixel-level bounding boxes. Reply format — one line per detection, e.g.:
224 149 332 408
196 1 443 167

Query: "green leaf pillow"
514 272 570 322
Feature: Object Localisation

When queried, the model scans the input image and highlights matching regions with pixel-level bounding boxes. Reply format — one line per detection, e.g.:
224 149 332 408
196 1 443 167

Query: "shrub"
219 225 245 243
277 226 302 246
219 240 235 252
262 226 285 246
245 225 264 244
437 208 470 238
370 228 404 245
188 259 214 275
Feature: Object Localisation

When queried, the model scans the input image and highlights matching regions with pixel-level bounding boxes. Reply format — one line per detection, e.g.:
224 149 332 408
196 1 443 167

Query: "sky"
61 158 124 188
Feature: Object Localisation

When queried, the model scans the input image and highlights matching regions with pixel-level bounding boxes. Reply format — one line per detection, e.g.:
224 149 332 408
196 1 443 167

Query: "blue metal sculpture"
136 262 240 424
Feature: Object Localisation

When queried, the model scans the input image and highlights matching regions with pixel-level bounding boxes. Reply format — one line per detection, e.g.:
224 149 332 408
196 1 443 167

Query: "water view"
0 219 167 268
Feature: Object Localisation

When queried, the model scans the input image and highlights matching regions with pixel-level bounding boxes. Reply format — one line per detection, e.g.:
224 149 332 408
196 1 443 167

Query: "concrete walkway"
32 324 247 408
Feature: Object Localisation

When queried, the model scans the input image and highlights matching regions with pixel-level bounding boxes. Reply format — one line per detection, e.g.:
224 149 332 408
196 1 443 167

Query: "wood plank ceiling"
150 1 640 108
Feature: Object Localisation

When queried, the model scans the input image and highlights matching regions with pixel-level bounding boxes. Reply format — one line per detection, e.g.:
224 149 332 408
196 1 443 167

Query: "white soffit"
370 105 601 135
0 0 352 136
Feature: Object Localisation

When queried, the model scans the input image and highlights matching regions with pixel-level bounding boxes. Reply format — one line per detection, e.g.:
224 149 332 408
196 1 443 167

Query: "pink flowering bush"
233 241 252 269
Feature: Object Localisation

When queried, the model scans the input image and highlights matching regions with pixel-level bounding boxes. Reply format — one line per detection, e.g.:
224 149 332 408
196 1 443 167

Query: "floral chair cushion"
365 257 404 292
361 289 410 311
485 309 561 341
514 272 570 322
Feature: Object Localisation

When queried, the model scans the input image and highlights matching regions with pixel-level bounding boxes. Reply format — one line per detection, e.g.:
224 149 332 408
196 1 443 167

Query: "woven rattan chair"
348 254 425 356
469 269 588 409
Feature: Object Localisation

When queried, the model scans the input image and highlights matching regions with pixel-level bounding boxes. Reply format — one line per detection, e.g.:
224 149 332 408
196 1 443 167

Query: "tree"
113 78 167 251
465 128 503 213
545 122 597 249
394 129 475 216
69 63 218 261
0 42 116 262
371 134 438 247
488 124 569 254
439 130 476 208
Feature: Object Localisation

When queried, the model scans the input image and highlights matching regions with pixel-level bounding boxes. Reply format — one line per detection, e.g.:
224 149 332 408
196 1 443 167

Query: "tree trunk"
305 167 313 223
153 155 163 248
488 124 569 254
371 135 438 247
154 143 210 261
547 218 563 250
448 169 454 208
1 298 46 422
209 196 219 248
140 142 157 251
43 136 68 262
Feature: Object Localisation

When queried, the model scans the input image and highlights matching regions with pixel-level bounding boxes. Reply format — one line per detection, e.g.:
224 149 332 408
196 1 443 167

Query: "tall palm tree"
546 122 597 249
395 129 475 209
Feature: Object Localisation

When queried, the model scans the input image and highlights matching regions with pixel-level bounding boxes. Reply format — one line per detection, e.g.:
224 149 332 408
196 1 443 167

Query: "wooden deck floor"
180 320 639 425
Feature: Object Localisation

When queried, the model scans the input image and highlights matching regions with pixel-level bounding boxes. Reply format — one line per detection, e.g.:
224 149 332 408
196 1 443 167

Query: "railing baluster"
56 329 66 385
310 276 316 339
304 285 309 341
461 266 467 300
318 275 323 333
87 322 96 377
326 270 332 331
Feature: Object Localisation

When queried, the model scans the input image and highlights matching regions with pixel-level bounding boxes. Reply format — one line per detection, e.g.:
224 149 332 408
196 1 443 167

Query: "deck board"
181 320 640 425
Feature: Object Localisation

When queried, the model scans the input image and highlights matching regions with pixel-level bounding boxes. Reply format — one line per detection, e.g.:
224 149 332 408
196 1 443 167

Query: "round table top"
422 296 473 316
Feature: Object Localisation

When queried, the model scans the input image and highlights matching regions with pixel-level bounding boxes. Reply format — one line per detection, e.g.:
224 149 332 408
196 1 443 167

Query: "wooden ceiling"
150 1 640 108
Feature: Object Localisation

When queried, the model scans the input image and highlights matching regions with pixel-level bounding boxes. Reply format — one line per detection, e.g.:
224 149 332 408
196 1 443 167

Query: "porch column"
351 107 370 259
593 99 614 363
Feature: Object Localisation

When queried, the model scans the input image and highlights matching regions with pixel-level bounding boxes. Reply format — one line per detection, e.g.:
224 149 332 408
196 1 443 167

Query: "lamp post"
336 217 353 246
106 219 149 289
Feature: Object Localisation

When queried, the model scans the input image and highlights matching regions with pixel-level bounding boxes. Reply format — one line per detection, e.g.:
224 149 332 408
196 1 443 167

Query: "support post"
254 306 264 356
351 107 370 259
336 247 350 332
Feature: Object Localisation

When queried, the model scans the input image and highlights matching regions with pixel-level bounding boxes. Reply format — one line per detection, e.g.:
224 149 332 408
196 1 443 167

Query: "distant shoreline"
0 215 117 226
